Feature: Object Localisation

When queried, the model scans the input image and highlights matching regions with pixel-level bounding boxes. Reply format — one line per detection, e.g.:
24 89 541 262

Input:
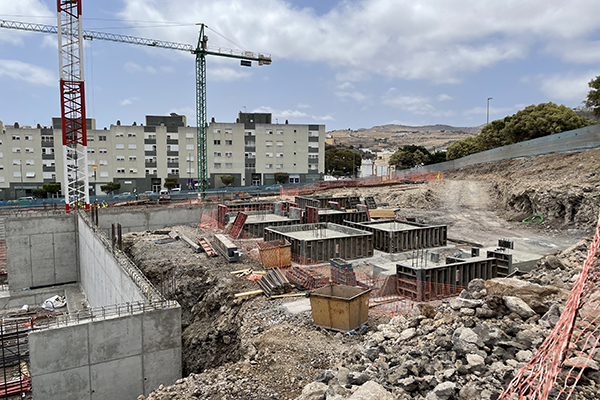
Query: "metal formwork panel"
348 220 447 253
243 218 300 238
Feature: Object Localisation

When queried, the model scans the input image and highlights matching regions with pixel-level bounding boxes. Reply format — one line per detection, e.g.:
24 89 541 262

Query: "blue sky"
1 0 599 131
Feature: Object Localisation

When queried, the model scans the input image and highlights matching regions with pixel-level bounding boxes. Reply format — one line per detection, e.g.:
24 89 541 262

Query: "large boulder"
348 380 394 400
486 278 568 312
503 296 537 318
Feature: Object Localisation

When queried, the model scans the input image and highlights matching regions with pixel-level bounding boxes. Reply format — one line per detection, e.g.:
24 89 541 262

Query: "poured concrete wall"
78 216 147 307
5 214 78 290
29 306 182 400
95 206 202 235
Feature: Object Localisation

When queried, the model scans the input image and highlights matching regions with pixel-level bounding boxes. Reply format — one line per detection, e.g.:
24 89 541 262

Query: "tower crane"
0 13 271 204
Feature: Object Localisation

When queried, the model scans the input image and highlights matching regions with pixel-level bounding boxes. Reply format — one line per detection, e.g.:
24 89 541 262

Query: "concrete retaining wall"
29 306 182 400
78 216 150 307
5 214 78 290
420 123 600 173
95 206 202 235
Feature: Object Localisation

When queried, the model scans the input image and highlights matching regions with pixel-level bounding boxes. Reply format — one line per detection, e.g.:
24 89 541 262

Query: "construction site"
0 137 598 399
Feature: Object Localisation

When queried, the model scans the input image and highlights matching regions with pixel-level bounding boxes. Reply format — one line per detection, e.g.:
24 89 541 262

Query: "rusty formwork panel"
295 196 321 209
317 209 369 226
264 222 373 263
396 256 510 301
295 196 354 209
258 239 292 268
347 219 447 253
223 201 273 213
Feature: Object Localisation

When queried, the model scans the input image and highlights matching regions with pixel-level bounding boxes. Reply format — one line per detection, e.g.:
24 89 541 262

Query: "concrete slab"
287 228 352 240
245 214 291 223
364 221 420 232
283 298 312 314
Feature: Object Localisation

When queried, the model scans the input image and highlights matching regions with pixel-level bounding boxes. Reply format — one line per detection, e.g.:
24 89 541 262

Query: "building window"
167 133 179 140
98 135 107 141
116 132 124 137
186 144 194 150
213 163 221 169
144 133 156 139
214 140 221 145
309 164 318 170
167 144 179 151
167 157 179 164
100 171 109 178
277 153 284 158
277 130 283 135
26 159 34 165
225 152 232 158
128 144 137 150
245 141 255 147
214 152 221 157
24 135 33 141
11 135 20 140
225 163 232 169
41 136 54 143
265 164 273 169
245 130 255 136
225 140 232 145
42 172 54 179
245 152 255 159
13 171 21 178
276 164 283 169
186 168 195 174
186 133 194 139
25 148 33 154
225 129 232 134
99 148 108 154
116 168 125 173
128 133 136 138
129 168 138 174
87 148 95 153
213 129 221 134
168 168 179 175
99 160 108 166
116 155 125 161
87 136 94 141
116 144 124 150
12 148 20 153
266 141 273 147
129 156 137 161
266 153 273 157
26 172 35 178
309 131 319 137
266 130 273 135
186 155 194 162
277 141 284 147
12 160 21 165
308 143 319 148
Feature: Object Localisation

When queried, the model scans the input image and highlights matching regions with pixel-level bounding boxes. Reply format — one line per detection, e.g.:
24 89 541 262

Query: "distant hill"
328 123 482 151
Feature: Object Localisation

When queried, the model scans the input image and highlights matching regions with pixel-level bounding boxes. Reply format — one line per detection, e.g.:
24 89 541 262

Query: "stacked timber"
257 268 293 297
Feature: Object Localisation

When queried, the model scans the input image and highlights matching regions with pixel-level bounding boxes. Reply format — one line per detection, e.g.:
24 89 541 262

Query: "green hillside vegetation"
446 102 595 160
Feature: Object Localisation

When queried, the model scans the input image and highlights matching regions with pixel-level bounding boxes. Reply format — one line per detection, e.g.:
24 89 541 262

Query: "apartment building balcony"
145 161 157 168
167 151 179 157
308 147 319 153
42 154 55 160
167 162 179 168
308 136 319 142
41 141 54 147
245 146 256 152
167 173 179 178
166 139 178 145
144 139 156 144
145 151 157 156
42 166 56 172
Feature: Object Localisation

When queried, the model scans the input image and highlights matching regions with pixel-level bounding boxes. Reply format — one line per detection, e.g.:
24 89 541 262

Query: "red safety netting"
499 212 600 400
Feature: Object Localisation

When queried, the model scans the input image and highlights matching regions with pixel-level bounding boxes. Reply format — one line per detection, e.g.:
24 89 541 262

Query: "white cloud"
124 61 157 74
536 71 597 101
120 97 140 106
313 114 334 121
382 90 434 114
437 94 453 102
116 0 600 83
0 1 54 45
208 67 252 82
0 59 54 86
297 103 311 109
336 82 354 90
335 90 367 102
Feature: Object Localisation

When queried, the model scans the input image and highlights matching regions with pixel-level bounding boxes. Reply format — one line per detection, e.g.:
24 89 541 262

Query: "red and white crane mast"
57 0 89 211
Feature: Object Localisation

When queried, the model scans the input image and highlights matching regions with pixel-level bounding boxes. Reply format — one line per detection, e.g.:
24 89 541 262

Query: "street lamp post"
92 165 97 197
487 97 493 125
19 161 23 198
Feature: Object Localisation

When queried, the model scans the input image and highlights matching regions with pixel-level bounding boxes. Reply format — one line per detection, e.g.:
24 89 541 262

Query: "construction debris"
256 268 294 297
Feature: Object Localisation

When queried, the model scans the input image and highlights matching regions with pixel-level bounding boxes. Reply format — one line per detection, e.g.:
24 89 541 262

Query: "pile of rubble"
137 237 598 400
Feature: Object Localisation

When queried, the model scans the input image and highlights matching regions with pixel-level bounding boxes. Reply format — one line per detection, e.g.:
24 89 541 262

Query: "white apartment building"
0 113 325 200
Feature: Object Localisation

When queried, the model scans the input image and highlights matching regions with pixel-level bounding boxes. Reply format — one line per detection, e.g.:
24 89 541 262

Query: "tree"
325 148 362 176
32 189 46 198
426 151 447 165
585 75 600 118
478 116 512 150
446 137 483 160
220 175 235 186
274 172 289 185
389 145 431 169
43 182 61 197
101 182 120 194
502 102 594 144
164 177 179 190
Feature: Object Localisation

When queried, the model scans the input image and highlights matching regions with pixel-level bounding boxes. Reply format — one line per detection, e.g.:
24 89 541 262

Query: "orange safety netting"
499 212 600 400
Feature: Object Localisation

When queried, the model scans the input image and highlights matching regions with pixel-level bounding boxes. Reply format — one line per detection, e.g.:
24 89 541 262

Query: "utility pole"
487 97 493 125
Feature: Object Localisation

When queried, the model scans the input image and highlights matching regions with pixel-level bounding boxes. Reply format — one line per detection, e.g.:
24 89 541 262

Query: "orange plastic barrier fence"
499 212 600 400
